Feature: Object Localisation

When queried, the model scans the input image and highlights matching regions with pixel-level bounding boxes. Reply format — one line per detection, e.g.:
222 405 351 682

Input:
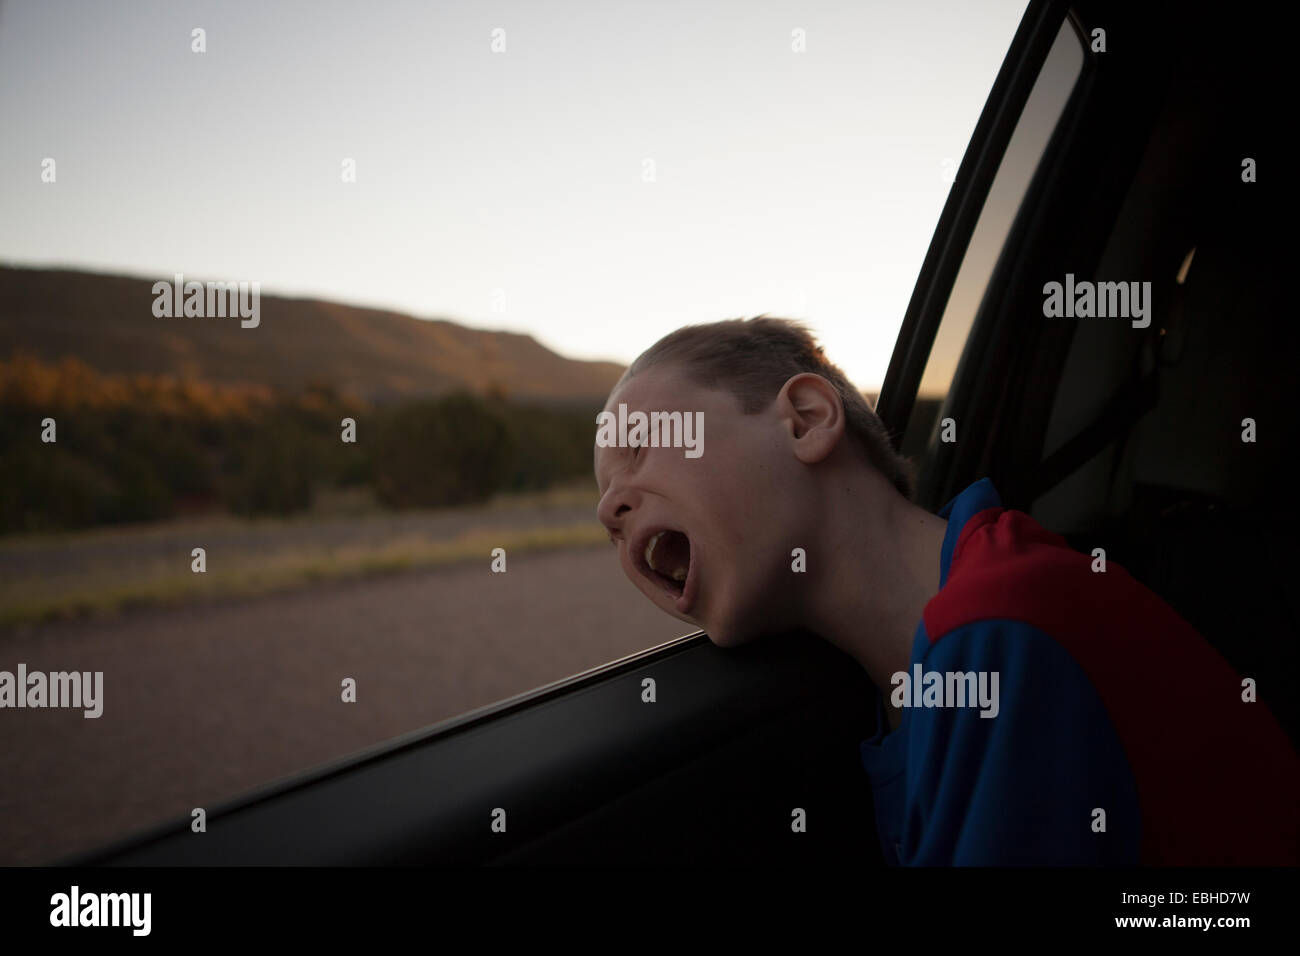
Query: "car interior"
71 0 1288 866
897 0 1293 744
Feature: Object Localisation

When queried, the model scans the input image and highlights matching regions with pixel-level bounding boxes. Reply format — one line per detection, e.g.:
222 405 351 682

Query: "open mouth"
640 528 692 603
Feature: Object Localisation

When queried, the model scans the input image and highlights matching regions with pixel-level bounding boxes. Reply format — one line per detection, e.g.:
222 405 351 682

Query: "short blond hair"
618 316 914 499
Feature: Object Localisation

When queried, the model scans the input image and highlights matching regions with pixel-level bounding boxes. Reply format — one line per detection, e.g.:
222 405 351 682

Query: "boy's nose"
596 483 635 534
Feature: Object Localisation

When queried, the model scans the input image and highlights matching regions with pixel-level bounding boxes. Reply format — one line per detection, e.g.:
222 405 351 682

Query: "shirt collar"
935 477 1002 589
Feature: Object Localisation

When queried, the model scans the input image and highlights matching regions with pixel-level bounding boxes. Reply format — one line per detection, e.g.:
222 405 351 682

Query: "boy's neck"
803 471 948 731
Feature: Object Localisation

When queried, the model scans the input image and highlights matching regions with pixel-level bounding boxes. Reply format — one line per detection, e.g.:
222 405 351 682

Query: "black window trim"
876 0 1079 452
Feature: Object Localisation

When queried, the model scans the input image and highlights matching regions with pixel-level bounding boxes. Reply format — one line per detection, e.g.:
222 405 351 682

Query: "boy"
593 316 1298 865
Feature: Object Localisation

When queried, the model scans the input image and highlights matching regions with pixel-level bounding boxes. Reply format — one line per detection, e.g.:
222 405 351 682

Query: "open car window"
0 0 1026 866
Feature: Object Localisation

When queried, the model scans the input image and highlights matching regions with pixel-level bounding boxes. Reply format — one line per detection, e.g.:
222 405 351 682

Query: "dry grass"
0 486 607 627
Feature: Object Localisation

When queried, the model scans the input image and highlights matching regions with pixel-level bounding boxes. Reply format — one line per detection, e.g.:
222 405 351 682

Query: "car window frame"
875 0 1088 509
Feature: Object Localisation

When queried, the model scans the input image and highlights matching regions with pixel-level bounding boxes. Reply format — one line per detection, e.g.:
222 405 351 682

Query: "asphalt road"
0 545 689 865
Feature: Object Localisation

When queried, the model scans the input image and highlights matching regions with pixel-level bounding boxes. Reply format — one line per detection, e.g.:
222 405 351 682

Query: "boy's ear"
779 373 846 464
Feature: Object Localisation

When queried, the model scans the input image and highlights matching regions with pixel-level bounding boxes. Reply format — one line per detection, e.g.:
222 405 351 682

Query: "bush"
372 393 514 508
0 355 604 533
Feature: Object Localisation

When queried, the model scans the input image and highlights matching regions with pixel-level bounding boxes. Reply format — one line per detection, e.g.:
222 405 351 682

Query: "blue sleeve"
899 619 1142 865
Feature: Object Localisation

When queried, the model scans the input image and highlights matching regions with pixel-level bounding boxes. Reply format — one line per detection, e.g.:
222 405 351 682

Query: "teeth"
645 531 689 585
645 531 665 571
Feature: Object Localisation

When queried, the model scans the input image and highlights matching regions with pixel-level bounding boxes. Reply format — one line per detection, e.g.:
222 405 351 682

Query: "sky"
0 0 1028 389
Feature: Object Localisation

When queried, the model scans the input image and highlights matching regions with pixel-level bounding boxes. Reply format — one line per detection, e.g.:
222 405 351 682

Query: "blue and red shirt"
860 478 1299 865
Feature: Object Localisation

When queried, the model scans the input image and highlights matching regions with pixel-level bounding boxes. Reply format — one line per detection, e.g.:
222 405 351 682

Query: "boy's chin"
703 599 793 649
702 615 764 649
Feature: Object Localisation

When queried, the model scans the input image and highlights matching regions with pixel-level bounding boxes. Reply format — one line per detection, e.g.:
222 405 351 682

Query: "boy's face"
594 364 807 647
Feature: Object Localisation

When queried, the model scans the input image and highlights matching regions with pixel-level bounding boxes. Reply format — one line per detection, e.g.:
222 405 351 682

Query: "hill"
0 266 625 404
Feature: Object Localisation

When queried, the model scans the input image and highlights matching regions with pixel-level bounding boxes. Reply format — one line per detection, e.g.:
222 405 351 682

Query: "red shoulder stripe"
924 507 1298 864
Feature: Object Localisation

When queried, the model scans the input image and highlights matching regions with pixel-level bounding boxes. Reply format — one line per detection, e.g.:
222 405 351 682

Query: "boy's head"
594 316 914 647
